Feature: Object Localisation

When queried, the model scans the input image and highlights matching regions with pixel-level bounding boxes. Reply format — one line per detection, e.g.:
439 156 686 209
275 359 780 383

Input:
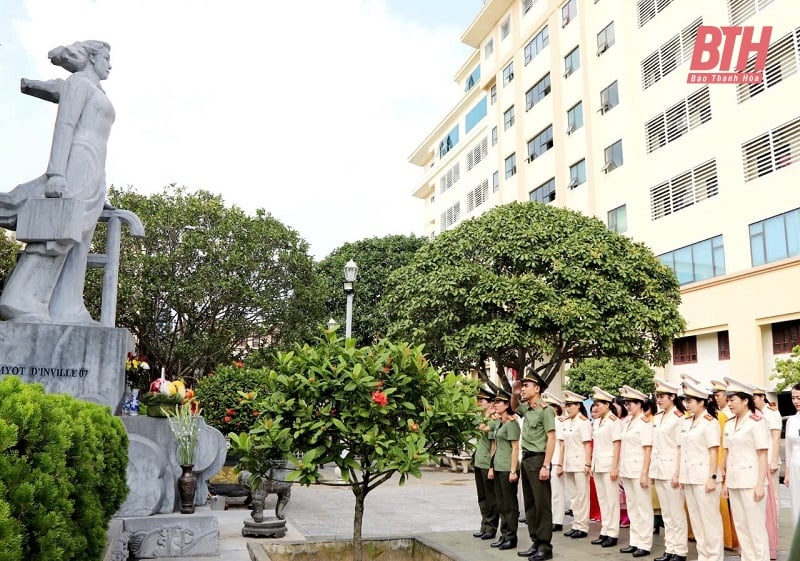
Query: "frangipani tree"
230 331 480 561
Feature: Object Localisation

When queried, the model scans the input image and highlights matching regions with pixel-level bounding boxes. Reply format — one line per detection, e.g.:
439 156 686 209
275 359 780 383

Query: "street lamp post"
342 259 358 340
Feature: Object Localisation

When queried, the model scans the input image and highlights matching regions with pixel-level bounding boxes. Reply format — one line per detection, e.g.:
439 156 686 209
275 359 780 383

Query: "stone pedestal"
124 513 219 558
117 416 226 517
242 517 287 538
0 321 132 411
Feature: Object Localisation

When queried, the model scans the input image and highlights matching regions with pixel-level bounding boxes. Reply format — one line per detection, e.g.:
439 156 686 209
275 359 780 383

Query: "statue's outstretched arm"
20 78 63 104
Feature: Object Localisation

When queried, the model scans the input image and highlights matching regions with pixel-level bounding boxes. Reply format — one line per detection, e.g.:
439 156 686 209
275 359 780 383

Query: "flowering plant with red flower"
371 390 388 407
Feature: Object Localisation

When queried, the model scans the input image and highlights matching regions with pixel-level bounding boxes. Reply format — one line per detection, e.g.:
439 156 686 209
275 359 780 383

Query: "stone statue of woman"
0 40 114 324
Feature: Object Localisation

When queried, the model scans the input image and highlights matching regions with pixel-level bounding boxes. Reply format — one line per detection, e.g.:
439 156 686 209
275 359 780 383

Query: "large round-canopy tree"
86 185 323 379
382 202 685 388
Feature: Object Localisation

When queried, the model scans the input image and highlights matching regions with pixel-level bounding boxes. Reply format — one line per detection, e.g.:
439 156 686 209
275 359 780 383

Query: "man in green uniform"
472 386 500 539
513 370 556 561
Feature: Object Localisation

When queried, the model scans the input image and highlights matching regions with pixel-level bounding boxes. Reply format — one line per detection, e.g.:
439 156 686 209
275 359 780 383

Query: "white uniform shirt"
760 405 782 465
563 415 592 472
679 413 721 485
592 413 622 473
723 413 770 489
787 413 800 464
619 413 653 479
553 415 565 469
649 408 684 480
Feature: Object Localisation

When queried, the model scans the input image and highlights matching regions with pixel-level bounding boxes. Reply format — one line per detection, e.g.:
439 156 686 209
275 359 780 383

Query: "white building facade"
409 0 800 388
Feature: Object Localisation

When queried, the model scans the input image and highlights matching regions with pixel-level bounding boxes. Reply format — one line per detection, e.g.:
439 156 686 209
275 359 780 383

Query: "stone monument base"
119 512 220 559
242 517 288 538
0 321 131 411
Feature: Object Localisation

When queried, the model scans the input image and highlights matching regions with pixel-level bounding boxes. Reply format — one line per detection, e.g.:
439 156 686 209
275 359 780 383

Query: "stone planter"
248 538 458 561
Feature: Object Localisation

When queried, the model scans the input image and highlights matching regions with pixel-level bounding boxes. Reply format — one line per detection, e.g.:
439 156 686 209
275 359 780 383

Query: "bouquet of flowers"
125 352 151 391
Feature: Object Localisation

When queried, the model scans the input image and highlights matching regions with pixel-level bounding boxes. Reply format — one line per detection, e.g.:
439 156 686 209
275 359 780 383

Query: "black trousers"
474 466 499 533
493 470 519 542
520 453 552 552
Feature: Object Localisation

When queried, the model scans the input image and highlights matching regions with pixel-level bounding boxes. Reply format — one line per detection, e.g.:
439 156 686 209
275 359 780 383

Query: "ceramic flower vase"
178 464 196 514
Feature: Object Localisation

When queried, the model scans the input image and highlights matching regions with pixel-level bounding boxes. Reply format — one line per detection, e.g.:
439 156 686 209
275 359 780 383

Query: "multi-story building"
408 0 800 390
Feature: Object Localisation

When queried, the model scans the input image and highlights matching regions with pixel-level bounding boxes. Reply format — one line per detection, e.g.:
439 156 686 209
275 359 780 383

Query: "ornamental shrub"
195 364 271 435
0 376 129 561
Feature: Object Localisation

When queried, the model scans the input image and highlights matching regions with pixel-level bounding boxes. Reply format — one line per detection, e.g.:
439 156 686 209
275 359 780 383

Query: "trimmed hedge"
195 365 271 435
0 376 129 561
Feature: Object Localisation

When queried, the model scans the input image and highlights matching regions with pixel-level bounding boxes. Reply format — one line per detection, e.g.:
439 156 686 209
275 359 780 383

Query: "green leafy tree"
316 235 427 347
195 364 271 434
771 345 800 391
86 185 324 379
563 357 656 398
229 331 480 561
383 202 685 388
0 230 21 293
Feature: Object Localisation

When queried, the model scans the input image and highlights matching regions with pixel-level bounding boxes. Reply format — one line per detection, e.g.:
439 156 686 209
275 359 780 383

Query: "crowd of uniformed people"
470 372 791 561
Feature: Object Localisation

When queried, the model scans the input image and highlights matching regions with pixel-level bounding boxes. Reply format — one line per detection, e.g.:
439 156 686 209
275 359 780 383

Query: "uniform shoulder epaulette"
557 415 566 422
578 414 587 420
674 409 684 417
750 412 762 421
704 413 714 421
768 403 778 411
641 415 651 423
608 414 618 420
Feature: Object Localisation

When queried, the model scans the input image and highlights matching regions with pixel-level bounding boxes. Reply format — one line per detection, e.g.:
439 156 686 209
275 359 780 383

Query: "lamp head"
344 259 358 282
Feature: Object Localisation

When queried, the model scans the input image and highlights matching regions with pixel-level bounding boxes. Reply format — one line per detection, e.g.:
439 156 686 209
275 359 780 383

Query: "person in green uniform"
473 386 500 539
512 370 556 561
489 389 521 550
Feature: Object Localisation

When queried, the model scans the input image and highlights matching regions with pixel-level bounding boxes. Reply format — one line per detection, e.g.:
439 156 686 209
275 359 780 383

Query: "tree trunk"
353 488 365 561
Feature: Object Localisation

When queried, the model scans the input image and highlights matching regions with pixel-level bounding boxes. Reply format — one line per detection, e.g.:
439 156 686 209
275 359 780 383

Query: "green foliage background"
316 235 427 347
0 377 129 561
563 357 656 398
195 364 271 435
383 202 684 386
771 345 800 391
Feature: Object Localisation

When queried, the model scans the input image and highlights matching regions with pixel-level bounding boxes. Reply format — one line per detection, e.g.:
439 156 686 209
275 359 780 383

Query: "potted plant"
166 402 202 513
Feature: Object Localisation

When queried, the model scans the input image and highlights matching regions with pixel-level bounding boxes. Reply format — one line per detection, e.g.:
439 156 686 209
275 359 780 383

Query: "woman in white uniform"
650 379 688 561
785 383 800 525
589 387 622 548
543 392 566 532
721 376 770 561
678 379 723 561
617 385 653 558
558 390 592 539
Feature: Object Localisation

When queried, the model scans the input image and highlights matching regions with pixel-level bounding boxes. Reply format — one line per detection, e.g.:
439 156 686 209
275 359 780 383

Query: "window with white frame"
750 207 800 266
527 125 554 162
641 18 701 90
467 180 489 212
525 73 551 110
464 66 480 93
599 81 619 114
440 202 461 232
597 22 615 56
608 205 627 233
561 0 577 27
493 170 500 192
504 105 515 130
524 26 549 65
530 178 556 204
438 125 459 158
566 102 583 134
644 87 711 153
728 0 776 26
736 27 800 104
501 15 511 40
492 126 498 146
523 0 535 15
466 137 489 171
741 116 799 181
490 84 497 105
568 159 586 188
485 38 494 59
439 162 461 194
564 47 580 77
503 62 515 86
659 235 725 285
505 153 517 178
603 140 623 172
637 0 674 28
650 159 719 220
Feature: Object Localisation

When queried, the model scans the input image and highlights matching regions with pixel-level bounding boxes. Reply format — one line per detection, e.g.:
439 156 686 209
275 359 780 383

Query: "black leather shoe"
472 530 485 538
517 545 538 557
620 545 638 554
632 550 650 558
563 528 576 537
671 556 686 561
552 524 563 531
654 554 673 561
601 537 618 548
480 531 495 540
530 550 553 561
491 538 505 548
591 535 607 545
570 530 588 539
499 540 518 550
519 517 527 524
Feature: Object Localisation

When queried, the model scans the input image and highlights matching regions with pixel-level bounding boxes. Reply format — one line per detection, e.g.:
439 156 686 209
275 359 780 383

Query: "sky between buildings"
0 0 483 259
